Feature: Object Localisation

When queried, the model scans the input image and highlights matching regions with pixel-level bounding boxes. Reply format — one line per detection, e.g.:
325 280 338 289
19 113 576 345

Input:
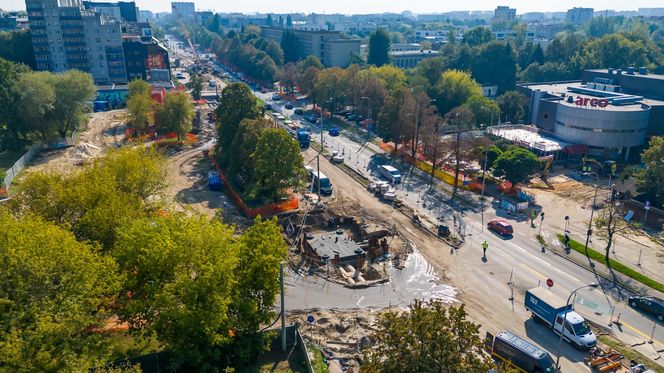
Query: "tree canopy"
368 28 391 67
637 136 664 207
156 91 194 140
493 147 541 186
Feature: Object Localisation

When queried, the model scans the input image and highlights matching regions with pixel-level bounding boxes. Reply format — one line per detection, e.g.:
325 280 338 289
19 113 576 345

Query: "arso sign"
575 96 609 107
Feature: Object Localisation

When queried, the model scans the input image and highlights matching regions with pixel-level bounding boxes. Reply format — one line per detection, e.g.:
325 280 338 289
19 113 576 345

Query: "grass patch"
557 234 664 293
248 346 309 373
598 334 664 373
308 345 329 373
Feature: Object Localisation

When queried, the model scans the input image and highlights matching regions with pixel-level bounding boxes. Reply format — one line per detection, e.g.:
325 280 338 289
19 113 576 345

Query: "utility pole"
480 140 489 229
451 113 462 202
280 262 286 352
317 115 323 200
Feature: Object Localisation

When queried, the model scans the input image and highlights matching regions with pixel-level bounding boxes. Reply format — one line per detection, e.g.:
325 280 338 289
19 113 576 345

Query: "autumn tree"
594 198 630 267
0 209 120 372
362 301 494 373
156 91 194 140
277 62 298 93
377 87 416 153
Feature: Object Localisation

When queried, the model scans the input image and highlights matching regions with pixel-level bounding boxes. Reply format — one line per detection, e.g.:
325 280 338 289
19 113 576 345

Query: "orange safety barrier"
207 151 299 218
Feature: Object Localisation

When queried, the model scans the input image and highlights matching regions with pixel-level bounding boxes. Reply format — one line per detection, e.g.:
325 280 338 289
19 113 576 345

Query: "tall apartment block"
566 7 594 25
26 0 127 84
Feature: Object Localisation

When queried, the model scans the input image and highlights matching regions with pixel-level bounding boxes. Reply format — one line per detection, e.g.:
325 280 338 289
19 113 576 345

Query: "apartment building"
261 26 360 67
566 7 593 25
171 2 195 22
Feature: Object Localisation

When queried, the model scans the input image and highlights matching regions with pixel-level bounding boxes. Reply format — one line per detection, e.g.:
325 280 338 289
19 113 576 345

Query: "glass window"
572 321 591 336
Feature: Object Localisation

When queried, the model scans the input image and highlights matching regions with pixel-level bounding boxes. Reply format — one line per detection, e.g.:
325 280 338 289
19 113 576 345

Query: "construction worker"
482 241 488 257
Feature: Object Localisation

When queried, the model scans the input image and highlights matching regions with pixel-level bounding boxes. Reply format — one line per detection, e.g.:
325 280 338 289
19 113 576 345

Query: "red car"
488 219 513 236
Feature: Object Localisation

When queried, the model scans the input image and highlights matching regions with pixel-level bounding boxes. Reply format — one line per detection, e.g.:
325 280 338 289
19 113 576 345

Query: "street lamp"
362 96 371 139
555 283 599 372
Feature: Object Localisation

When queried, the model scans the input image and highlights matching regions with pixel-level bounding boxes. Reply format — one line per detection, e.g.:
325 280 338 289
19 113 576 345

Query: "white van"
380 165 401 184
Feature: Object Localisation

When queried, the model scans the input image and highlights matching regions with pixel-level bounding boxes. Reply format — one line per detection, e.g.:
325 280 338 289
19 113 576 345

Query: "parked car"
346 114 358 121
488 219 514 236
294 108 304 115
285 103 294 110
271 94 281 101
264 103 272 110
629 296 664 321
328 127 340 136
305 114 318 123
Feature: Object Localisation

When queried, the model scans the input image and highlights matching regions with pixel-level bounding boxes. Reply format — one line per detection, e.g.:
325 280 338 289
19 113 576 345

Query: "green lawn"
558 234 664 293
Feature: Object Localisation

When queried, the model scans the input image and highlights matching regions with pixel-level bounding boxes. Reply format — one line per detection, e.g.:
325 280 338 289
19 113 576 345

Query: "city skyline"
3 0 664 14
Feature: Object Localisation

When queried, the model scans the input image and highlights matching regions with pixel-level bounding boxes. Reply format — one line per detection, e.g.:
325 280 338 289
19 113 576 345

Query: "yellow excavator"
581 157 617 177
540 155 554 180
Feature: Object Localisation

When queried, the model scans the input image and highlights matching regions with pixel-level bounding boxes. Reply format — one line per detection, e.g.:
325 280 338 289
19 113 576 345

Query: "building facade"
566 7 593 25
493 6 516 25
123 35 170 82
171 2 195 22
518 68 664 160
390 50 441 69
261 26 360 67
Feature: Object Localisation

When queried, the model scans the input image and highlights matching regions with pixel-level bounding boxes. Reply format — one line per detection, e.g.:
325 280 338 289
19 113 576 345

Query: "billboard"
146 53 165 70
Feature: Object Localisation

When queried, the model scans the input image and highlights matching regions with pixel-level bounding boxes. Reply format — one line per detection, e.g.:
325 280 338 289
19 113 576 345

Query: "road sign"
307 315 315 324
546 278 554 288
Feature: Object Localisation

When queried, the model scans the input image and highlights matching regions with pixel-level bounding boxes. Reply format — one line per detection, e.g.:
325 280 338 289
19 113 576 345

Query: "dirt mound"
73 142 102 159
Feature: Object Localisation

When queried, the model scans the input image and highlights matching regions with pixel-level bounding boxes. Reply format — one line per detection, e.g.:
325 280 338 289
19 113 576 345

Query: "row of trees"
126 79 195 140
0 58 96 151
215 83 306 203
2 147 288 371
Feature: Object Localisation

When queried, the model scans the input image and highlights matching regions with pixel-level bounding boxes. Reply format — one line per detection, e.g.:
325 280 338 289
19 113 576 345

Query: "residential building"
171 2 195 22
138 9 154 22
566 7 593 25
493 6 516 25
390 50 440 69
517 67 664 160
82 1 139 22
122 34 170 81
493 30 535 42
26 0 127 84
390 43 421 52
0 14 18 31
195 10 213 25
261 26 360 67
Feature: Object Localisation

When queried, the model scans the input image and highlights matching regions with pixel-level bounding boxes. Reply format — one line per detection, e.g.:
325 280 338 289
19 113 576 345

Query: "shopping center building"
518 68 664 161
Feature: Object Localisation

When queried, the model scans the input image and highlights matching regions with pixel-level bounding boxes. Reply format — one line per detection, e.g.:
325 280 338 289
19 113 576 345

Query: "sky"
2 0 664 14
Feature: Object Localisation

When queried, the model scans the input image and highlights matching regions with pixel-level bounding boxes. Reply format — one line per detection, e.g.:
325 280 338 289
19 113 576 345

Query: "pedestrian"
482 241 488 257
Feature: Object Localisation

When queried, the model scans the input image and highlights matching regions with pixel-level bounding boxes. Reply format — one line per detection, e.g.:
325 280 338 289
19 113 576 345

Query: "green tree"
377 87 415 151
226 118 272 182
127 91 152 129
433 70 482 115
215 83 260 162
496 90 529 123
0 210 120 372
0 57 30 151
156 91 194 140
249 128 306 202
462 94 500 127
298 55 323 72
361 301 494 373
462 26 493 46
188 74 203 101
127 78 150 98
266 14 274 27
580 34 649 70
52 70 96 138
13 71 56 142
368 28 390 67
493 147 541 187
281 30 299 63
485 145 503 169
637 136 664 207
0 30 36 68
472 41 517 94
413 57 446 89
286 14 293 28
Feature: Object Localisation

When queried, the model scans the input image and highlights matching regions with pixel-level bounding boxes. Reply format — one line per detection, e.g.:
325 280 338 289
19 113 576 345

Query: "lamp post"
584 175 601 259
555 283 599 372
362 96 371 140
564 215 570 233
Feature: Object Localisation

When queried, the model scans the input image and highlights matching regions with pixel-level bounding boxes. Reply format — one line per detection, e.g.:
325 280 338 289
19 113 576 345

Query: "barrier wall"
207 151 299 218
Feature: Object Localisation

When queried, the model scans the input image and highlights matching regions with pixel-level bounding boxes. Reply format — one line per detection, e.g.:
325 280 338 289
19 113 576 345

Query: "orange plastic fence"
207 151 299 218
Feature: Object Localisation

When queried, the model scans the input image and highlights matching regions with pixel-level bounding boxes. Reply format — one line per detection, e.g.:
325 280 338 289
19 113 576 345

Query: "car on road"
305 114 318 123
271 94 281 101
264 104 272 110
629 296 664 321
294 108 304 115
285 103 294 110
487 219 513 236
328 127 340 136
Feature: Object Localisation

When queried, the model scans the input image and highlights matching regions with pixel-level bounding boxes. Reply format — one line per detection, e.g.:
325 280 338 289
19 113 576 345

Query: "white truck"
380 165 402 184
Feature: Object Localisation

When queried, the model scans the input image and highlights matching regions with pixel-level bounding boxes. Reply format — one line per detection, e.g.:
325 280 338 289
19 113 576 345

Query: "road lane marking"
620 320 664 347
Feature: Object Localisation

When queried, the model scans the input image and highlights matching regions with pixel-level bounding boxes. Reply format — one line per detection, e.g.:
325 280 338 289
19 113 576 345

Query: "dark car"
305 114 318 123
284 103 294 110
488 219 514 236
271 94 281 101
294 108 304 115
264 103 272 110
328 127 340 136
346 114 358 121
629 296 664 321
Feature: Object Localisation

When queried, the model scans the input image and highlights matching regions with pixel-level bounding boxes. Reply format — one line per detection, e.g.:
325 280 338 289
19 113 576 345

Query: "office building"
390 50 440 69
26 0 127 84
566 7 593 25
123 34 170 82
261 27 360 67
518 67 664 160
493 6 516 25
171 2 195 22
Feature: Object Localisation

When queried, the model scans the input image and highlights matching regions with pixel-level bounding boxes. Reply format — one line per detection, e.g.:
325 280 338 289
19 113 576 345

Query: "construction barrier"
207 151 299 218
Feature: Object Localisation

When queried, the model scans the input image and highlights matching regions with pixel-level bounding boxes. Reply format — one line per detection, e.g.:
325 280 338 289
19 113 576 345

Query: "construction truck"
580 157 617 177
367 181 397 202
296 130 310 149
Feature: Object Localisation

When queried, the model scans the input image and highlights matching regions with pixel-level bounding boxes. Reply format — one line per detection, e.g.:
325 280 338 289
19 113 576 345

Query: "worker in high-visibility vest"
482 241 488 257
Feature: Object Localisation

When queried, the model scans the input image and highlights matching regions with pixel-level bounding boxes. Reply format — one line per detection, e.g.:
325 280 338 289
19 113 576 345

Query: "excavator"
580 157 617 177
540 155 554 181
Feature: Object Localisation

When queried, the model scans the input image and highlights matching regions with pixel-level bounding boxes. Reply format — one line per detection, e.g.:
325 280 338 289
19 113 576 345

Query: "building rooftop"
389 50 440 56
487 124 570 152
585 68 664 82
307 231 363 259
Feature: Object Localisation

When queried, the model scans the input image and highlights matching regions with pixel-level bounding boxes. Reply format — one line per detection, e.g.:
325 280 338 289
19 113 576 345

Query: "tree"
446 106 475 200
493 147 541 187
472 41 517 94
413 57 446 89
0 29 36 68
286 14 292 28
226 118 272 182
249 128 306 202
594 198 630 267
462 94 500 127
377 87 415 151
462 26 493 46
361 301 494 373
433 70 483 115
156 91 194 140
368 28 390 67
207 13 222 34
0 210 120 371
277 62 298 93
261 39 284 66
496 90 529 123
637 136 664 207
128 78 150 98
363 65 406 93
266 14 273 27
281 30 299 63
298 55 323 72
13 71 56 143
215 83 260 163
188 74 203 101
126 90 152 129
579 34 649 71
0 57 30 151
